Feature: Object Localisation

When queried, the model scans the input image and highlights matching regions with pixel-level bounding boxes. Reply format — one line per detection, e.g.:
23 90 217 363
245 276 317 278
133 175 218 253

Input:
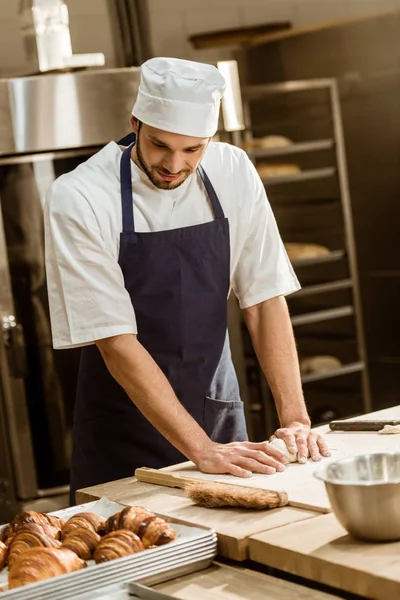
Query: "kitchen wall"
147 0 400 62
0 0 117 76
1 0 400 76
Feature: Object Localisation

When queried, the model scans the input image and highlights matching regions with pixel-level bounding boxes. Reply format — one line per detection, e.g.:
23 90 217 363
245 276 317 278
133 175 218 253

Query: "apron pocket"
204 397 248 443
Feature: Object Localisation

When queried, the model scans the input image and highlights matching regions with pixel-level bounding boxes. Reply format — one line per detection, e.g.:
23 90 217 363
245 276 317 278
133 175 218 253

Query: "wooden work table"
77 406 400 600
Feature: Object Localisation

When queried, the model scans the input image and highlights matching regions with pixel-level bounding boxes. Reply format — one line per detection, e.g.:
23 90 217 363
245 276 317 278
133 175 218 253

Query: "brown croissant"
0 541 7 571
8 527 62 568
62 527 101 560
8 547 86 589
7 512 63 542
61 512 106 540
93 530 143 563
137 517 176 548
104 506 155 535
4 521 62 548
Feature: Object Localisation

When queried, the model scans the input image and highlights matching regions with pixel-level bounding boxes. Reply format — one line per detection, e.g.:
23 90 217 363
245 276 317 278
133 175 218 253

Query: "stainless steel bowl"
314 452 400 541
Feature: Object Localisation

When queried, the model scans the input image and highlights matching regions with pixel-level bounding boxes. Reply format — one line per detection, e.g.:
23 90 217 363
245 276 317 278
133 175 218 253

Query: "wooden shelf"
261 167 336 186
301 361 364 384
247 139 334 159
291 305 354 326
293 278 352 298
291 249 346 268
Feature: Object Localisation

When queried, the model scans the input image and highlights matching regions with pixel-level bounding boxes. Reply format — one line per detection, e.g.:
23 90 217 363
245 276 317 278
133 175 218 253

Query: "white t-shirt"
44 141 300 349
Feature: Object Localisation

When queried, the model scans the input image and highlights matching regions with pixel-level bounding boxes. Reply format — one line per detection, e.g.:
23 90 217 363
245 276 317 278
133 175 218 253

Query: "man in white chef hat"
45 57 329 503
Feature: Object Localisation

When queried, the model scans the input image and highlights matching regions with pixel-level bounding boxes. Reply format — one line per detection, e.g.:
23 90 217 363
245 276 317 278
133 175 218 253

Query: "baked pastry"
6 512 63 543
244 135 293 150
62 527 101 560
93 530 143 563
8 527 61 568
104 507 176 547
300 356 342 375
8 547 86 589
284 243 330 262
256 162 300 179
0 541 7 570
104 507 155 535
61 512 106 540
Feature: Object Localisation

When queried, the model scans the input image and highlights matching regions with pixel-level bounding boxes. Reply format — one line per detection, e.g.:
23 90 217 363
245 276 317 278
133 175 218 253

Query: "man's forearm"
243 296 310 427
96 334 210 463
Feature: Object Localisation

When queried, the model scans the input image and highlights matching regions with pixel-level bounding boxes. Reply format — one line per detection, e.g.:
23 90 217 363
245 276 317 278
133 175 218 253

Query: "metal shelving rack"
235 78 372 436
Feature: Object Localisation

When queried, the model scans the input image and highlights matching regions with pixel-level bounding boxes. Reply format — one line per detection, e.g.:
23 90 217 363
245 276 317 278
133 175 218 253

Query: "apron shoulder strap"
197 164 225 220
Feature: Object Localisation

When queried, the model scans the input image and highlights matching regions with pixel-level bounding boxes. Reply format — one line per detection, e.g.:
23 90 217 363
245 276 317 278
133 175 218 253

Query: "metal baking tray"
0 497 217 599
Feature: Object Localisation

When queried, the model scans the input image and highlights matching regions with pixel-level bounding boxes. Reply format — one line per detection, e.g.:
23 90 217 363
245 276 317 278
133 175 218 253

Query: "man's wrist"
281 416 311 428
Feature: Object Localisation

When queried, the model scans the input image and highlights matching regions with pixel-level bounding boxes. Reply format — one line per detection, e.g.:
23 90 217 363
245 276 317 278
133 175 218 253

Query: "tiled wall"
0 0 117 77
147 0 400 62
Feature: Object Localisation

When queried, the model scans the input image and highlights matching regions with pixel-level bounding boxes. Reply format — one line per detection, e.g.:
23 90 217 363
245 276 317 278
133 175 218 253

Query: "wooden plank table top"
249 513 400 600
154 562 342 599
76 477 318 561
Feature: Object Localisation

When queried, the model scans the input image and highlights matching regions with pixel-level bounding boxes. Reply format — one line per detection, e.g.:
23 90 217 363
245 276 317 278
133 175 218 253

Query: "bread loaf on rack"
8 527 62 568
93 530 144 563
61 512 106 540
62 527 101 560
0 541 7 571
8 547 86 589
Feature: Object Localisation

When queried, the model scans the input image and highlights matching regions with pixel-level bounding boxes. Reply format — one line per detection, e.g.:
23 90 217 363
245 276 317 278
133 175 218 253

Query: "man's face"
131 118 210 190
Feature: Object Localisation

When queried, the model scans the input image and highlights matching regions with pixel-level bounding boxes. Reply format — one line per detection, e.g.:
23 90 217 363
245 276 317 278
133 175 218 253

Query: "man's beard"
135 129 193 191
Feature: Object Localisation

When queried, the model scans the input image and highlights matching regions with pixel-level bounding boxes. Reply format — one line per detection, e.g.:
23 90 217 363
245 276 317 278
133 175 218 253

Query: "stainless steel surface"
261 167 336 186
0 203 37 501
0 67 141 155
294 278 352 298
18 0 104 73
329 79 372 413
301 361 364 384
246 139 334 159
315 453 400 541
217 61 245 132
291 305 354 327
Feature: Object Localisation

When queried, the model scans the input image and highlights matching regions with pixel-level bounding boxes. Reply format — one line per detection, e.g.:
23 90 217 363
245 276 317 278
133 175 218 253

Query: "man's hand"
195 440 290 478
270 422 331 464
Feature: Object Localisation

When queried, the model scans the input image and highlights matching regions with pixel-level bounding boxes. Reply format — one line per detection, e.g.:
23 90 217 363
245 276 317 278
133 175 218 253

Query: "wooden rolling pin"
135 468 288 510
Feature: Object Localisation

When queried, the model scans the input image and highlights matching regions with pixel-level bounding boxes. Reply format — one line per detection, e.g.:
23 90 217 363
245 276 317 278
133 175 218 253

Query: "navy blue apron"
69 135 247 503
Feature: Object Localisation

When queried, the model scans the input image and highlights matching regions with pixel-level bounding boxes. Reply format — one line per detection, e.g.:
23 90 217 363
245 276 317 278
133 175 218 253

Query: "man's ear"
130 115 139 134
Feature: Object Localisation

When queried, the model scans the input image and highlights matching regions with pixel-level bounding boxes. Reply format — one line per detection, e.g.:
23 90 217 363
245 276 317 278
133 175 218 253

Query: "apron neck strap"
120 147 226 233
197 164 225 220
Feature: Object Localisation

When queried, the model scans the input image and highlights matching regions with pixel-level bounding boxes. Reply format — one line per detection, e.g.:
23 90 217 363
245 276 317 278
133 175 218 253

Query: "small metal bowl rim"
314 451 400 486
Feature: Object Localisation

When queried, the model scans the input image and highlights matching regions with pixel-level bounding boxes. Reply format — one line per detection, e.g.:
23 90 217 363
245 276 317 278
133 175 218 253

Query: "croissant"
7 512 63 542
137 517 176 548
0 541 7 570
104 506 155 534
8 527 61 568
93 530 143 563
8 547 86 589
61 512 106 540
62 527 101 560
4 521 62 547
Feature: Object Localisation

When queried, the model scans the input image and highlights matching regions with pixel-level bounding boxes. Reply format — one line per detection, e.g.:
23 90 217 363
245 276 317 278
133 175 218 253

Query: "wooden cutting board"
134 416 400 514
76 478 318 561
248 513 400 600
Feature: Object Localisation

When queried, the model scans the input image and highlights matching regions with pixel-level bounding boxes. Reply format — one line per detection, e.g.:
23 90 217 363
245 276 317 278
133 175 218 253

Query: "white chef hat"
132 57 226 138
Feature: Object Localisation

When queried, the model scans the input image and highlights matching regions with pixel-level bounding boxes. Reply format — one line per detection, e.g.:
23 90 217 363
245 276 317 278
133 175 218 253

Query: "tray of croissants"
0 497 217 599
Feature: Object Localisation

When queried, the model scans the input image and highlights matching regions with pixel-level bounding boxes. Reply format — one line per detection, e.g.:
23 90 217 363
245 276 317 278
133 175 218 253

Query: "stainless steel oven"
0 67 141 520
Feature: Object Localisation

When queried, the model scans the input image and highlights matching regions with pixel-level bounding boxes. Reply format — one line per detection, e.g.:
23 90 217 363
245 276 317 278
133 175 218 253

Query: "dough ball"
269 438 310 463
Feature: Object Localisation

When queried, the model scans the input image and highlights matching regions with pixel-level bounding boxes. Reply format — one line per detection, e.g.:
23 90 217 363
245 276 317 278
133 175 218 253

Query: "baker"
44 58 330 503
